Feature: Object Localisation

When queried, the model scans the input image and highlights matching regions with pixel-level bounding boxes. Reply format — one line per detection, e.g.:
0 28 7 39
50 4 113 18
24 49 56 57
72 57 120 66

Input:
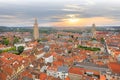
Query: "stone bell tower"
33 18 39 40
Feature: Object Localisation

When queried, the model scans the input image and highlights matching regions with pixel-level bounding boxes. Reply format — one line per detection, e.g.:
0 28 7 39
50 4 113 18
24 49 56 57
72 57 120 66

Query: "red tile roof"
39 73 47 80
51 52 57 57
0 72 7 80
0 52 30 76
69 67 85 75
65 76 70 80
2 66 13 76
21 70 32 78
96 61 104 66
47 66 58 71
12 60 20 70
53 61 63 67
108 62 120 74
100 75 106 80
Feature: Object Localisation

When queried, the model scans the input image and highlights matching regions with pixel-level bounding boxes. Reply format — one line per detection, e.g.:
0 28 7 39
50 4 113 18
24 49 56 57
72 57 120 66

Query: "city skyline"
0 0 120 27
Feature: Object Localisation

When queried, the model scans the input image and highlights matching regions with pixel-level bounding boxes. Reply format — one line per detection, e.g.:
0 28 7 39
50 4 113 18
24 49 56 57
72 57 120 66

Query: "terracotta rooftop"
69 67 85 75
21 70 32 78
108 62 120 74
100 75 106 80
2 65 13 76
65 76 70 80
47 66 58 71
0 72 7 80
39 72 47 80
53 61 63 67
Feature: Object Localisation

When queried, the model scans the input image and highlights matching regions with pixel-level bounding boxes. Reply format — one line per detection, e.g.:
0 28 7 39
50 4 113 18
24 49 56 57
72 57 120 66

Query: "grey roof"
22 77 33 80
57 65 68 73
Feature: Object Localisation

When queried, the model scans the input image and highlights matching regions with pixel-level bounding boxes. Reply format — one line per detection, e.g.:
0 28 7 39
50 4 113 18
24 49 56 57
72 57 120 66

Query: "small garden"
78 45 101 51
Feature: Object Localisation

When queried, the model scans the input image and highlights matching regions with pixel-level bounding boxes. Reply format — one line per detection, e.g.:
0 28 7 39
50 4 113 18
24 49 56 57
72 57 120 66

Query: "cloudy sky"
0 0 120 27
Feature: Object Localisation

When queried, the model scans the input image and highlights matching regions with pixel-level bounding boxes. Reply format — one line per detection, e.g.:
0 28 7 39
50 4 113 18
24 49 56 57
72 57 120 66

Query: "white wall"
45 55 53 64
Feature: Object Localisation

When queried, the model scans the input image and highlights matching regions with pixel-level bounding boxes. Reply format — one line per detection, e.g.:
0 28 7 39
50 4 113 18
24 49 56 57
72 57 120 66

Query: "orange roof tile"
100 75 106 80
114 50 120 56
108 62 120 74
69 67 85 75
0 72 7 80
96 61 104 66
47 66 58 71
39 73 47 80
21 70 32 78
65 76 70 80
51 52 57 57
2 66 13 76
53 61 63 67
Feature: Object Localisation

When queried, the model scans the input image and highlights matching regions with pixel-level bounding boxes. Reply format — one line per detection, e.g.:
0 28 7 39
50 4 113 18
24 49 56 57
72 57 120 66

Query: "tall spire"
34 18 38 25
33 18 39 40
92 23 96 38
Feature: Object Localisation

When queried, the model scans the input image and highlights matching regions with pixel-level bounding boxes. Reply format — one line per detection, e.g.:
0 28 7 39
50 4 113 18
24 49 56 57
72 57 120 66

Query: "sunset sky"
0 0 120 27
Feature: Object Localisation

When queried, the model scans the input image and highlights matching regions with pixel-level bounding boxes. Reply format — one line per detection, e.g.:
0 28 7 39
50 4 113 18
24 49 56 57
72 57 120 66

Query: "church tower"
92 23 96 38
33 18 39 40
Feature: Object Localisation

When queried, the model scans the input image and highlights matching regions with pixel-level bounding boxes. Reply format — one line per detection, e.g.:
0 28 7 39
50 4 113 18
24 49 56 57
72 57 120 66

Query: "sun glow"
52 17 115 27
66 14 80 23
68 18 80 23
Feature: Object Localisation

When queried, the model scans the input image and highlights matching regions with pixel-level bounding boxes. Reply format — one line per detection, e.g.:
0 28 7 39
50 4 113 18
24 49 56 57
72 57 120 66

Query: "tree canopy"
2 38 9 45
13 36 19 44
78 45 101 51
17 46 24 55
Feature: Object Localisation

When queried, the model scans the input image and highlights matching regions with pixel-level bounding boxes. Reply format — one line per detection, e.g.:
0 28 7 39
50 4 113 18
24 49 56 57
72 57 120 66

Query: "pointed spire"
92 23 95 28
34 18 38 25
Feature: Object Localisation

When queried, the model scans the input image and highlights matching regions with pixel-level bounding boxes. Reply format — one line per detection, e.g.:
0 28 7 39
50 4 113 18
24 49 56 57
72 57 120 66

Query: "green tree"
91 38 96 41
2 38 9 45
13 37 19 44
17 46 24 55
0 50 2 54
101 38 105 44
37 39 41 43
68 40 72 42
78 45 101 51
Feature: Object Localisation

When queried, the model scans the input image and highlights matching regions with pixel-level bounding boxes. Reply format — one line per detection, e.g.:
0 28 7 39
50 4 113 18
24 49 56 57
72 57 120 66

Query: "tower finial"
35 18 37 24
